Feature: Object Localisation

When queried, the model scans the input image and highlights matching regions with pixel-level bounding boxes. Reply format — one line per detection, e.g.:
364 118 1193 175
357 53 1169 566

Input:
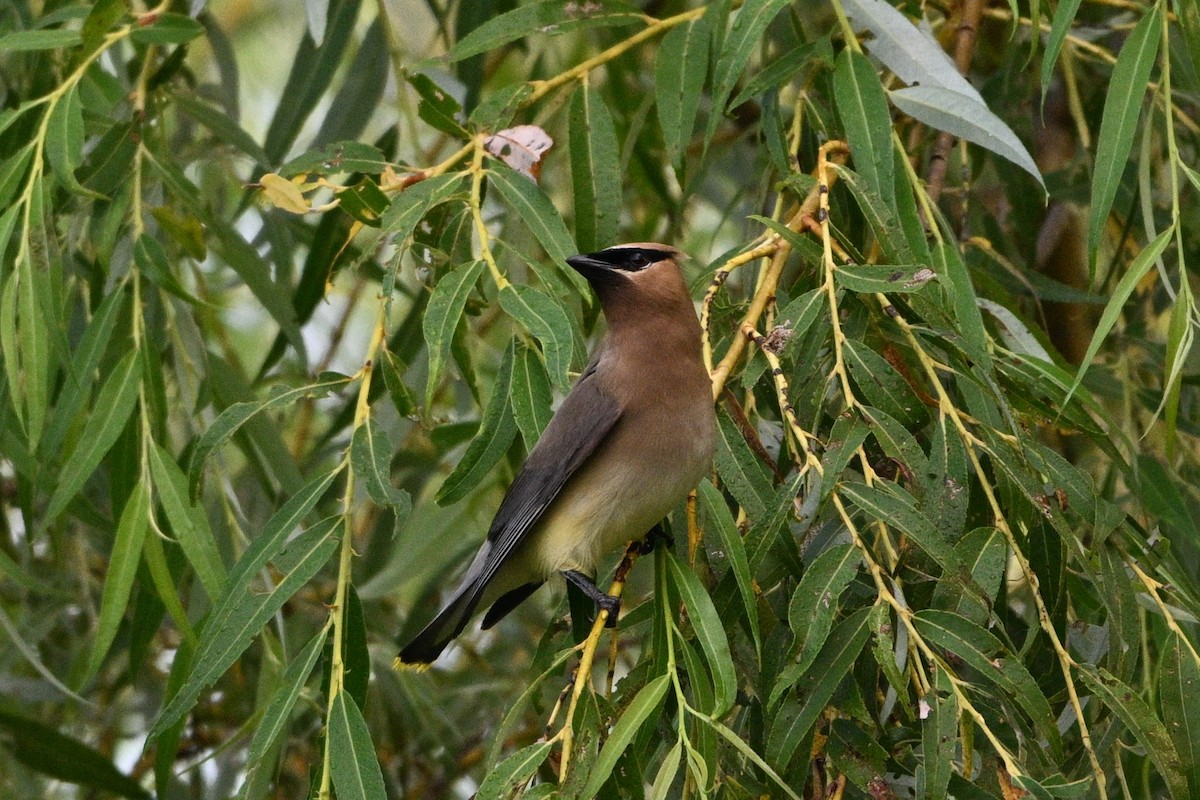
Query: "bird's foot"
634 523 674 554
562 570 621 627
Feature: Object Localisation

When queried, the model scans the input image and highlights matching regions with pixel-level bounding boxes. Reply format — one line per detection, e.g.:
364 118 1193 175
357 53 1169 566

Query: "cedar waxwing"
396 243 716 666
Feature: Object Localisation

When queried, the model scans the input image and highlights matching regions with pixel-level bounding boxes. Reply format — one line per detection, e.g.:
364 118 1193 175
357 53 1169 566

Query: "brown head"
565 243 696 331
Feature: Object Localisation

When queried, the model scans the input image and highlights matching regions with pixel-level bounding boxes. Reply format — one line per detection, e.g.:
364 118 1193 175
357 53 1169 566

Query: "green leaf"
767 607 872 768
0 709 150 799
831 165 916 265
149 472 339 738
487 163 585 294
697 479 760 653
656 10 715 167
407 71 468 138
1158 633 1200 795
1040 0 1085 94
922 667 958 800
1065 226 1172 407
833 49 895 209
569 85 620 253
84 477 150 683
172 91 272 165
342 584 371 708
709 0 793 138
0 29 82 52
730 37 834 110
499 283 574 391
783 543 860 688
282 141 391 177
187 372 350 495
350 418 407 509
841 340 926 428
932 241 993 371
129 12 205 44
713 407 772 520
379 174 467 297
328 692 388 800
1088 4 1162 263
913 610 1062 758
509 339 553 448
46 348 142 520
437 341 519 506
13 255 51 449
134 233 195 301
478 741 555 800
423 259 484 408
46 85 99 197
1079 664 1187 798
240 626 330 800
581 674 671 797
667 551 736 716
447 0 643 62
835 263 936 295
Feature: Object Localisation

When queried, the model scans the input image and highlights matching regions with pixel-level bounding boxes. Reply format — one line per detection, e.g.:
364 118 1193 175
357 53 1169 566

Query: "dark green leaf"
424 259 485 407
656 10 715 166
922 667 958 800
697 478 760 652
509 339 553 448
1159 633 1200 795
487 163 585 294
447 0 643 61
569 85 620 253
408 71 468 138
783 542 860 688
834 49 895 209
581 675 670 797
329 692 388 800
668 551 737 716
709 0 793 138
350 418 407 509
129 12 204 44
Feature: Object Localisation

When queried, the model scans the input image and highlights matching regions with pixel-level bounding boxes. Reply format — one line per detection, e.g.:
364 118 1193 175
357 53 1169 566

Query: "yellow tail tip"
393 656 431 672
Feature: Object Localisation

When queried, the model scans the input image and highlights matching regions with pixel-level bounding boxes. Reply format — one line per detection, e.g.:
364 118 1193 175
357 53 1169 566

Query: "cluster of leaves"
1 0 1199 798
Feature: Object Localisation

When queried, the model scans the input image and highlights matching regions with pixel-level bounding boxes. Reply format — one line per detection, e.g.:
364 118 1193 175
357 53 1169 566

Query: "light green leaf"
329 692 388 800
713 408 772 520
46 85 99 197
783 543 860 689
487 163 585 294
831 165 916 265
447 0 643 61
1064 226 1173 408
499 283 574 391
697 479 760 654
569 85 620 253
0 29 82 52
1041 0 1085 94
47 348 142 520
84 478 150 683
148 443 226 601
668 551 736 716
709 0 793 140
581 674 670 798
835 263 936 295
350 418 407 510
1088 5 1162 263
238 627 329 800
423 259 484 409
656 10 715 166
129 12 204 44
478 741 554 800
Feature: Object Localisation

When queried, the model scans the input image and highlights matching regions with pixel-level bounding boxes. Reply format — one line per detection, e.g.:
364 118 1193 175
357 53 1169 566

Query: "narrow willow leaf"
341 585 370 707
0 29 82 52
656 10 715 166
841 340 926 428
767 607 872 768
730 37 834 110
836 263 935 295
648 739 683 800
784 543 860 683
1088 5 1162 262
509 340 553 448
329 692 388 800
46 84 98 197
833 50 895 209
1080 664 1187 798
913 610 1062 758
0 709 151 799
705 716 803 800
350 418 406 509
437 341 518 506
569 85 620 253
922 667 958 800
831 166 915 264
889 85 1043 188
173 92 272 165
1 272 23 431
148 443 226 601
668 552 736 716
16 255 51 448
407 71 468 138
709 0 793 139
1065 226 1171 407
713 408 772 520
933 242 993 371
818 416 870 503
499 283 573 391
697 479 760 653
427 271 484 408
134 233 195 302
1096 544 1140 682
447 0 643 62
1159 633 1200 795
128 13 205 44
1040 0 1085 94
477 741 554 800
581 674 671 797
149 471 338 738
379 174 467 296
487 163 585 293
239 626 330 800
84 478 150 682
187 372 350 495
931 527 1004 625
46 348 142 520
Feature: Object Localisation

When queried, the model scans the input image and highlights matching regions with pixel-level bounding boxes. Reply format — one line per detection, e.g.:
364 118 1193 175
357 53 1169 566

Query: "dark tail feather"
395 585 482 667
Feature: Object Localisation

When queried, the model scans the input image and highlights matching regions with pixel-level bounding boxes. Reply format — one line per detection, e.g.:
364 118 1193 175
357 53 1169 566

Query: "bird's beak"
566 253 612 277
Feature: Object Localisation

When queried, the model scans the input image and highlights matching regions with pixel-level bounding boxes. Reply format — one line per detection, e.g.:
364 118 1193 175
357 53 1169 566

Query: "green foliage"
1 0 1198 798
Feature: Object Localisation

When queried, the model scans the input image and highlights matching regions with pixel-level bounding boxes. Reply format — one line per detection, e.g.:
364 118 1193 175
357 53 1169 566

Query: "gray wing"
467 360 623 600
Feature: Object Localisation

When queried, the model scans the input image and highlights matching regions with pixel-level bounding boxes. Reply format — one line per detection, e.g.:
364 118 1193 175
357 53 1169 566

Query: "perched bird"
397 243 716 666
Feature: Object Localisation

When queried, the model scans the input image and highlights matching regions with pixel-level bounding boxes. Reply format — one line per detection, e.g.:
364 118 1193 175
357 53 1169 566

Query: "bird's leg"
561 570 621 627
634 522 674 554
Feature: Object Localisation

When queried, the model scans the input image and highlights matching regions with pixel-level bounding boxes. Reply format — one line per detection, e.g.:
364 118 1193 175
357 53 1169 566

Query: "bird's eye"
628 252 650 269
